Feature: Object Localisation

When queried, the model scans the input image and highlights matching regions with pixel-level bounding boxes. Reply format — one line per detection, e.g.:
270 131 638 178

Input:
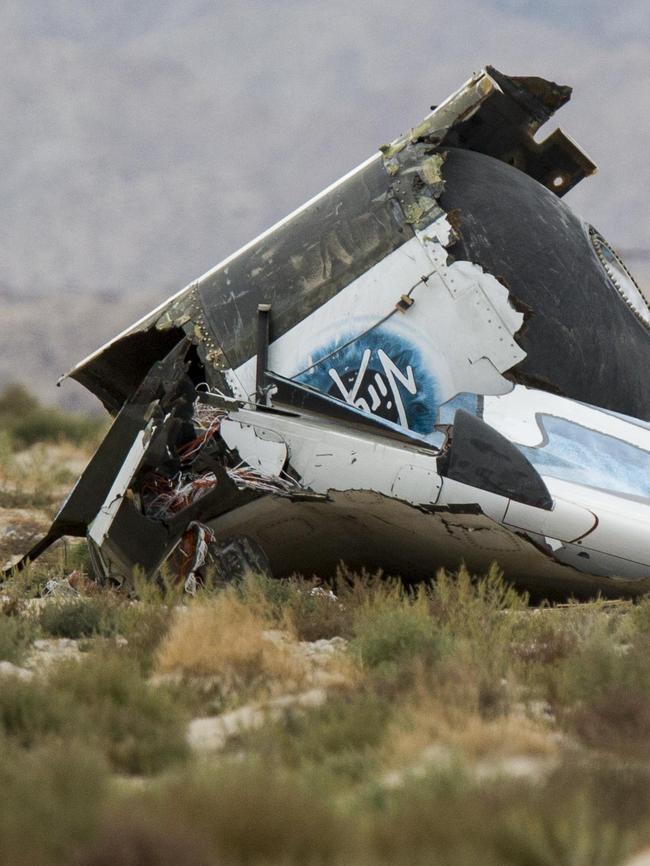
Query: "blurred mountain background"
1 0 648 412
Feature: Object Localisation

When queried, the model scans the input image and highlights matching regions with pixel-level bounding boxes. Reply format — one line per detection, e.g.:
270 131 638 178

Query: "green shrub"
0 614 38 664
431 565 526 641
368 763 637 866
0 560 50 606
237 573 357 640
0 383 39 418
512 617 578 667
10 407 103 447
50 653 189 775
287 584 355 641
368 762 481 865
0 739 108 866
486 766 638 866
117 602 175 673
75 802 215 866
553 627 650 706
239 572 296 610
0 382 103 448
570 688 650 758
350 583 447 672
149 760 355 865
429 566 527 715
0 428 13 464
0 678 69 746
130 564 187 606
242 691 390 784
39 597 121 639
0 652 188 775
64 540 93 573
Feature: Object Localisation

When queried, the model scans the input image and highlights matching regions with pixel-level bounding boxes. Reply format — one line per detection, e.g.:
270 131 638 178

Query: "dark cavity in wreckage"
10 67 650 600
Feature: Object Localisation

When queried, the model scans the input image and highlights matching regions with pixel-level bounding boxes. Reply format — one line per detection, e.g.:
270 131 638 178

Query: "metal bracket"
256 303 272 405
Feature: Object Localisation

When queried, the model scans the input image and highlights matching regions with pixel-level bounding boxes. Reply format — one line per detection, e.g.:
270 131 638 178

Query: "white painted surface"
225 407 442 507
87 426 151 547
546 479 650 567
503 496 597 543
437 477 509 524
391 465 442 504
220 418 287 475
228 230 525 420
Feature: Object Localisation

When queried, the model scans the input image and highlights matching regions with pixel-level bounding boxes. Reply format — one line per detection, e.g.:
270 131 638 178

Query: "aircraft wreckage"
10 66 650 599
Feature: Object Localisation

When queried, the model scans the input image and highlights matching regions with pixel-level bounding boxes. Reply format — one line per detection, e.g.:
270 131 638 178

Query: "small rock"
26 638 81 669
296 637 349 686
300 637 348 658
624 851 650 866
188 706 266 752
474 754 556 783
262 629 293 647
308 587 337 601
148 671 185 688
382 744 453 790
187 687 327 752
512 699 556 724
0 660 34 680
33 638 80 653
266 687 327 711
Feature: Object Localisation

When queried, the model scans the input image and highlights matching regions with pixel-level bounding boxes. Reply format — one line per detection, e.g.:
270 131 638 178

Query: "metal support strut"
256 303 271 404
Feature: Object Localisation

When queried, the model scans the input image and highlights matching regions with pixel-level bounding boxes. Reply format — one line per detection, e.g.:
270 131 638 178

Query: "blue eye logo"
326 347 414 426
294 325 440 435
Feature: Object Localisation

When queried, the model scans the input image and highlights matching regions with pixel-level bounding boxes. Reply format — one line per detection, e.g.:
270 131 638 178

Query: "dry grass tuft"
383 667 556 773
155 590 308 699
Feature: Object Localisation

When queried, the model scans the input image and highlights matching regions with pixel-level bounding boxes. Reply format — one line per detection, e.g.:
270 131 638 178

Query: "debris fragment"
9 67 650 600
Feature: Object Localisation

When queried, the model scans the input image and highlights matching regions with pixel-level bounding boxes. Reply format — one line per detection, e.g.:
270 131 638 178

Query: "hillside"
2 1 649 302
0 286 161 412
